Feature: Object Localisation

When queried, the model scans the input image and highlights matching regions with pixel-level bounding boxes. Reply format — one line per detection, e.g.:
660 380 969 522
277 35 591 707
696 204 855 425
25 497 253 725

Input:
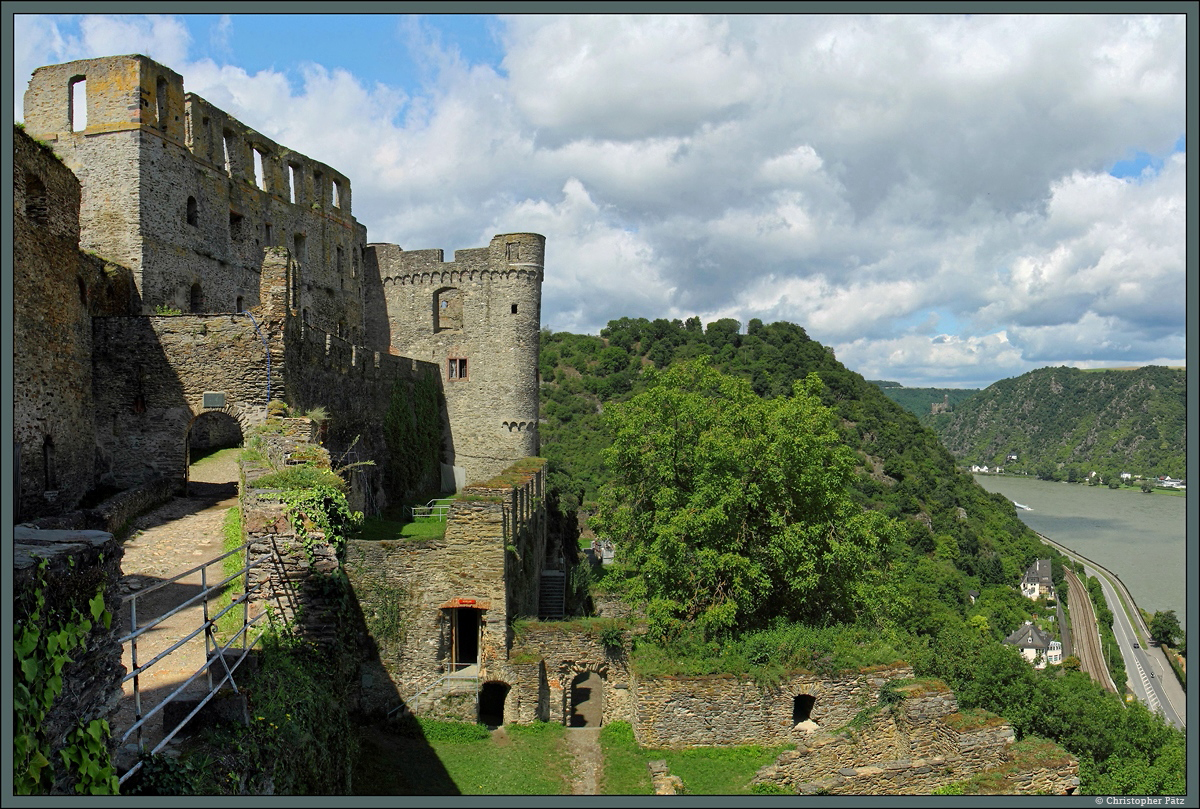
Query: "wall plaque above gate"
202 391 226 409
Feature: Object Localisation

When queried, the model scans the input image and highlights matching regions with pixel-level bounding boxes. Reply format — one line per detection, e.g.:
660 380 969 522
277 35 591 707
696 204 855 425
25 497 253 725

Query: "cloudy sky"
12 12 1188 388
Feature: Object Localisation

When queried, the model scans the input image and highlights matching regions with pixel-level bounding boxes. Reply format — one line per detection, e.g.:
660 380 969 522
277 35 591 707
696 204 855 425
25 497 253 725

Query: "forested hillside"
869 382 981 421
927 366 1186 479
539 317 1184 795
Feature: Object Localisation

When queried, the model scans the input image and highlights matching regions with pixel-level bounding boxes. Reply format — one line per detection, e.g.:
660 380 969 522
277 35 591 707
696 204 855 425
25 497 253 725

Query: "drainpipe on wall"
241 310 272 404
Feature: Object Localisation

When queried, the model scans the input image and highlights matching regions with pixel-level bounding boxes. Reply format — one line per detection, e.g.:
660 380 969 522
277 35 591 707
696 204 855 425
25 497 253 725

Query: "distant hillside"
869 384 981 420
929 366 1186 479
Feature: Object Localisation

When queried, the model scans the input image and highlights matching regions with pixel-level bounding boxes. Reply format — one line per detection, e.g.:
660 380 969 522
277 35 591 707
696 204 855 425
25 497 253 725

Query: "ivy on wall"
13 559 118 795
382 372 444 497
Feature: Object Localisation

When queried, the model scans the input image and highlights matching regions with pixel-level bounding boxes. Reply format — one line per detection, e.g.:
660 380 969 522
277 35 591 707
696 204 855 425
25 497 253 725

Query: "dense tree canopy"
591 360 900 639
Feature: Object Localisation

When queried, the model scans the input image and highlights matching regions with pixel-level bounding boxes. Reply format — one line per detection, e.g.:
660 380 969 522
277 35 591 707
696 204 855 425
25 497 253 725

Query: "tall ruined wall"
630 664 914 748
370 233 544 486
90 314 271 489
14 126 137 521
346 461 547 715
24 55 370 340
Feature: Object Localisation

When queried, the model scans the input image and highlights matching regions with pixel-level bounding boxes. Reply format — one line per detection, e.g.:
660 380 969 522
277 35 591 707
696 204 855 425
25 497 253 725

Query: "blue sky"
12 12 1188 388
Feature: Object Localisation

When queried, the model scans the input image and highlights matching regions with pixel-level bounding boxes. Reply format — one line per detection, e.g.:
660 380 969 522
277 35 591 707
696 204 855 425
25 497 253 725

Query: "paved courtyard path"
112 450 241 768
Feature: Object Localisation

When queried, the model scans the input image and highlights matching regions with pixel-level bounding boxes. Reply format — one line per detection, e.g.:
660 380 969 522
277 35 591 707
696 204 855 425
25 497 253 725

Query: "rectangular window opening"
332 180 341 209
288 164 299 204
313 171 324 207
70 76 87 132
223 131 234 177
511 303 518 314
447 358 468 380
229 211 244 242
253 148 266 190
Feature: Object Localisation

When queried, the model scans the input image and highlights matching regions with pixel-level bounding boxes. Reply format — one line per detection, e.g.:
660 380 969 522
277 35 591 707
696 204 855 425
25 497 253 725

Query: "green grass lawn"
599 721 791 795
354 720 570 795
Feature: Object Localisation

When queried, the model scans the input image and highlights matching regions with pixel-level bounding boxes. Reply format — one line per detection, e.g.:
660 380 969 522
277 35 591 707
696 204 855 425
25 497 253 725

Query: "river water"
973 475 1187 630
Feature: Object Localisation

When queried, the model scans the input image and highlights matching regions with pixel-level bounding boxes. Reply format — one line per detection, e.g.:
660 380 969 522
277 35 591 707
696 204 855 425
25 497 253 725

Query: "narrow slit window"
186 196 198 226
288 164 299 204
236 295 244 312
511 303 518 314
70 76 87 132
332 180 341 209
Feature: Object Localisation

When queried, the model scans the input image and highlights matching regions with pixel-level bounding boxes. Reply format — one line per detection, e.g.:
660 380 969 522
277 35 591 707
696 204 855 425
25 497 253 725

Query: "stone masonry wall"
14 126 95 520
14 526 125 794
508 623 635 727
630 664 914 748
24 55 370 340
345 462 547 716
370 233 544 486
91 313 270 490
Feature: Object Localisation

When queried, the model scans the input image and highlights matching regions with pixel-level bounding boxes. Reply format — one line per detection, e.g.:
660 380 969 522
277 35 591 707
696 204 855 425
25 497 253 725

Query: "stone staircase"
538 570 566 619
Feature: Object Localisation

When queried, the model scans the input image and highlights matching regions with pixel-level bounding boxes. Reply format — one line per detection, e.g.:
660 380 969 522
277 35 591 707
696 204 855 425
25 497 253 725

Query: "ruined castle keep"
19 53 544 511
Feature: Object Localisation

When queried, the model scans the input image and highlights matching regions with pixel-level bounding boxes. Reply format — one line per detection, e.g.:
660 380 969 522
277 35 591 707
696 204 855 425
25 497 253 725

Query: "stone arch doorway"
479 681 510 727
569 670 604 727
184 409 245 496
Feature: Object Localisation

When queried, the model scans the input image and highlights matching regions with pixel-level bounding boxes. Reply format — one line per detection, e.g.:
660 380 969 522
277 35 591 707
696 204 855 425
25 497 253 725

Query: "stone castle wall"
370 233 544 485
346 461 547 716
14 126 139 521
14 526 125 794
24 55 369 340
630 664 914 748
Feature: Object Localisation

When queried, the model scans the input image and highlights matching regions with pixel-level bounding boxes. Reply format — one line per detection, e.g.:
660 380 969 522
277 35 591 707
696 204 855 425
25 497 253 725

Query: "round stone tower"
371 232 545 488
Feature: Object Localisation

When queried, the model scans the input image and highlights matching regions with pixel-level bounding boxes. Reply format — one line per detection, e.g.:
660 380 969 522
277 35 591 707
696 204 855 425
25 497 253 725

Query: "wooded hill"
869 382 982 420
926 366 1186 480
538 317 1184 794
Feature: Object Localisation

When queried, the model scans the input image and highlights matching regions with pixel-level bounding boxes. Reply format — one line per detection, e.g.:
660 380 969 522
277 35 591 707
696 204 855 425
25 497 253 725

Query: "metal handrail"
409 497 454 521
117 541 277 786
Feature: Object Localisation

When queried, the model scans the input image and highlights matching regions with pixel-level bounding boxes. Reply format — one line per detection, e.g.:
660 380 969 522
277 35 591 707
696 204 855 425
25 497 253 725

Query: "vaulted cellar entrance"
792 694 816 724
478 681 510 727
569 671 604 727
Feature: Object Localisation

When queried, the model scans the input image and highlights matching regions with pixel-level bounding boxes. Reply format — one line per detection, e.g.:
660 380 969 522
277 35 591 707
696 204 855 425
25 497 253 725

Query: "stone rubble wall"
630 664 914 748
91 314 270 490
508 622 635 727
13 126 136 521
14 526 125 794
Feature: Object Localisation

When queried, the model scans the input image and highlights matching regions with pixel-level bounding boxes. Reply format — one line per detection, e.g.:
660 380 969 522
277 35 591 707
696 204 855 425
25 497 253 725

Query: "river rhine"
973 475 1187 630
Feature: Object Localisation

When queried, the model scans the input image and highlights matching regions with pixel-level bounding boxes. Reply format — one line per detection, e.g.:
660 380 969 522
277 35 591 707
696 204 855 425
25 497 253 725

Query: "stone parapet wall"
631 664 914 748
14 526 125 794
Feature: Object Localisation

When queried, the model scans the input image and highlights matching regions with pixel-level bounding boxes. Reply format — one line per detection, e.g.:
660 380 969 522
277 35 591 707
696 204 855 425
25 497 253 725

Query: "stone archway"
184 406 251 494
559 662 608 727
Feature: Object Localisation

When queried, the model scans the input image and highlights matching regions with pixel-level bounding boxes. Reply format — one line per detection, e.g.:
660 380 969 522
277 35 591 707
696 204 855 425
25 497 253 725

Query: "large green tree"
592 359 900 639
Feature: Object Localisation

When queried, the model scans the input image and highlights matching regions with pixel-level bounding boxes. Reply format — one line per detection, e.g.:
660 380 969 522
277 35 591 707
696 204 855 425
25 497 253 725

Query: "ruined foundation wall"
630 664 914 748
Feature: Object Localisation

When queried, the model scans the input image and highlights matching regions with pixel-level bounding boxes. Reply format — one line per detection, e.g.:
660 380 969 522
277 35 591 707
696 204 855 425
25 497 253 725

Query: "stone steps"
539 570 566 620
